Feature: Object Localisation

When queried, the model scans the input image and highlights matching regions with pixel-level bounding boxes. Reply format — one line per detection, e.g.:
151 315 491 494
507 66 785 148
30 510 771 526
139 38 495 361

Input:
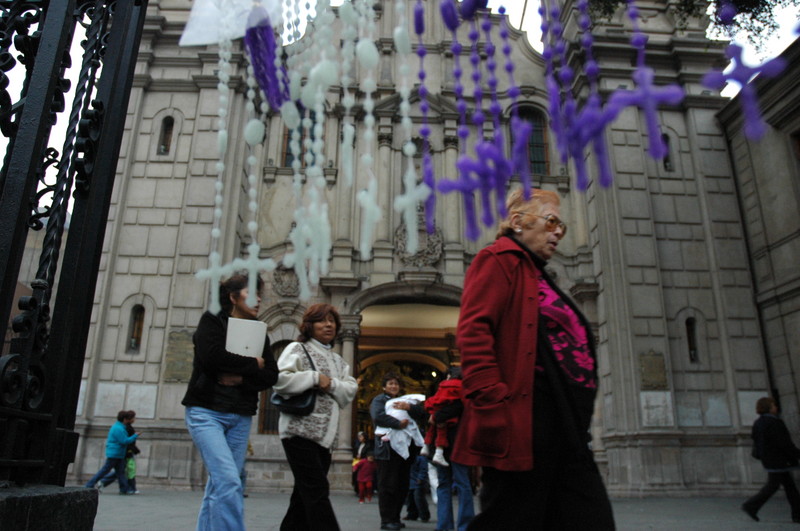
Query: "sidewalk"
92 488 798 530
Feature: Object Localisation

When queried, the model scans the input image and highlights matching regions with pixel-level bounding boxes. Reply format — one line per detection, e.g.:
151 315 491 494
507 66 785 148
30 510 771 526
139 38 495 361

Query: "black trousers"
744 471 800 520
468 383 615 531
377 447 416 525
405 486 430 520
281 436 340 531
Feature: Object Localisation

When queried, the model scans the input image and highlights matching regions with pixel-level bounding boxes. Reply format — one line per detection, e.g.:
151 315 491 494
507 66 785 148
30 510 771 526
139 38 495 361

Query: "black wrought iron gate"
0 0 148 486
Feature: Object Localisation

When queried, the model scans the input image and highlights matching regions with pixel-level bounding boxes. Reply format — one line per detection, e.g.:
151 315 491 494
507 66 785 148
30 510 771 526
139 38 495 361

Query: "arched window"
662 133 674 172
685 317 698 363
517 108 549 175
282 110 321 167
128 305 145 352
158 116 175 155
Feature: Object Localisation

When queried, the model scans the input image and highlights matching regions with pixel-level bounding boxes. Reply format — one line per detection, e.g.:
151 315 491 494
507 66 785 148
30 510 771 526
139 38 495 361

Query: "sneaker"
420 445 430 457
432 449 449 468
741 504 759 522
94 483 104 492
129 490 141 495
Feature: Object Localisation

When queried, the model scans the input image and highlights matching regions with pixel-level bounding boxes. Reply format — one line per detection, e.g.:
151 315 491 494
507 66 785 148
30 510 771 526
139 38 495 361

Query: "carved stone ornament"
273 267 300 298
443 135 459 150
394 210 444 267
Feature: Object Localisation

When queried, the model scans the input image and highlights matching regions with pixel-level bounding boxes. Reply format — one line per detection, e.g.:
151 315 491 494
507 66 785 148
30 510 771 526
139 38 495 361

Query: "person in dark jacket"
182 273 279 531
431 368 474 531
403 454 431 522
452 188 614 530
85 409 140 494
742 396 800 523
370 372 427 530
98 410 141 493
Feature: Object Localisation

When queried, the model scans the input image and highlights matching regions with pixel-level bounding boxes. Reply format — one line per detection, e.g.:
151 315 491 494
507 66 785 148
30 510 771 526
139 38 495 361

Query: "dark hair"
381 372 401 388
118 410 136 422
218 273 264 315
297 303 341 342
756 396 776 415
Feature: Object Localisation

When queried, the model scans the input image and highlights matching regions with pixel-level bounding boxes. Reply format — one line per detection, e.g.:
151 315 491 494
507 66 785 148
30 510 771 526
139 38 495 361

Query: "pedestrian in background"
98 410 141 494
85 409 140 495
742 396 800 523
429 369 474 531
354 453 378 504
403 454 431 522
421 368 464 467
352 431 374 494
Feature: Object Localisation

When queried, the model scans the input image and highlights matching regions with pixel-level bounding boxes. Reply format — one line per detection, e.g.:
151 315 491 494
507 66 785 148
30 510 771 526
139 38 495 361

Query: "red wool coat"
451 236 540 471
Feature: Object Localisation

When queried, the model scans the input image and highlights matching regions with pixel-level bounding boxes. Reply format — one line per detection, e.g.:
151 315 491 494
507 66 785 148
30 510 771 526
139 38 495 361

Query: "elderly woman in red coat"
451 188 615 530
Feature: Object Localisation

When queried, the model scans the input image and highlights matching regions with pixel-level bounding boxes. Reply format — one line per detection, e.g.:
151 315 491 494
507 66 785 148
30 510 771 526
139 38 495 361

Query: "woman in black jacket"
182 273 278 531
742 396 800 523
370 372 426 530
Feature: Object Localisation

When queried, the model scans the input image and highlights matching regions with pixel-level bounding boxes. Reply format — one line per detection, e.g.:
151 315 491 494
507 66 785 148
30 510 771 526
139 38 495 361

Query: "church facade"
67 0 793 496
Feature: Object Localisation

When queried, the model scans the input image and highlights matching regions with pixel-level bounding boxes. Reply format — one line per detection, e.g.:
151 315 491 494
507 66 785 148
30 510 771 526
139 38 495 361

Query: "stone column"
441 134 466 285
375 129 394 242
334 315 361 460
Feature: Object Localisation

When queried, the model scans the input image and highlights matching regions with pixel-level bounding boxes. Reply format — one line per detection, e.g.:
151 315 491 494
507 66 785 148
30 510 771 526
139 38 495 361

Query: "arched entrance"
352 302 461 438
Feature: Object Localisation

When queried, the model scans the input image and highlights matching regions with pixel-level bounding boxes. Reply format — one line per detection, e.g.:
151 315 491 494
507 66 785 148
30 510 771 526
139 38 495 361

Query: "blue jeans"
85 457 129 494
436 461 474 531
101 457 136 490
185 406 252 531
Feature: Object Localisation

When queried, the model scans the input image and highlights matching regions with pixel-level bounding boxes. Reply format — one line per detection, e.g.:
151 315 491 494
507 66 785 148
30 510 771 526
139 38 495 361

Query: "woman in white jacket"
273 303 358 531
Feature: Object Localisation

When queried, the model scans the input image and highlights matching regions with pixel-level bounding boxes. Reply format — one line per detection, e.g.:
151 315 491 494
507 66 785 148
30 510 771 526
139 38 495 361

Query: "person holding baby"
370 372 426 530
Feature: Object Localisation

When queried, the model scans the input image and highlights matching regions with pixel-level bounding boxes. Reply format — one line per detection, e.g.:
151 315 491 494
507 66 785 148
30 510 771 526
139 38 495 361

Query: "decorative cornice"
570 280 599 303
319 277 361 295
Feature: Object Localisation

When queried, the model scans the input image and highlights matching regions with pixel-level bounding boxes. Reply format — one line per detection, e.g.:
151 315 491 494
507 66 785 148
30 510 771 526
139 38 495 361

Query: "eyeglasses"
531 214 567 238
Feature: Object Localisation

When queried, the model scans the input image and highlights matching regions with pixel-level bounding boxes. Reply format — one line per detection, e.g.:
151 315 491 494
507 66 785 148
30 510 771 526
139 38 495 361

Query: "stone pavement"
91 488 799 530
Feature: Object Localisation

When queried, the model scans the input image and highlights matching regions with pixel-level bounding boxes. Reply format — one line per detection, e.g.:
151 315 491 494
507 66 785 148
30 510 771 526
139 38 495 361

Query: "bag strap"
300 344 317 372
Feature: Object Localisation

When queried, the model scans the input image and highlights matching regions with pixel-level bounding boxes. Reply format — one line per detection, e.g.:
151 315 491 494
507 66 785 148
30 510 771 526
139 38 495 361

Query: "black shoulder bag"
270 344 317 416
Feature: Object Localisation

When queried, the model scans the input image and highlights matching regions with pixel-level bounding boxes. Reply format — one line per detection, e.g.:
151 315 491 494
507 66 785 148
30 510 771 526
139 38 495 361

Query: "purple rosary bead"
243 7 288 110
702 44 786 139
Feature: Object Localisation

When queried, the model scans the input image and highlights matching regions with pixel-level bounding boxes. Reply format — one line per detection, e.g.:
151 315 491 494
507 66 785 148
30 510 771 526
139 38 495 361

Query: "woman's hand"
393 401 410 411
218 373 243 386
256 357 265 369
318 373 332 392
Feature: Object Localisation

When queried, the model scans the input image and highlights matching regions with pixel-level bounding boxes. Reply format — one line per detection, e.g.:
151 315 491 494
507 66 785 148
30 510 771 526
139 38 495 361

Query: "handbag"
270 344 317 416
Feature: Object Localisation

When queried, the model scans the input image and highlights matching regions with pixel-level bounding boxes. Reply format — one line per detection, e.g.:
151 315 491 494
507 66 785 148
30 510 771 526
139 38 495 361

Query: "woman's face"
383 378 400 397
311 313 337 345
512 202 565 261
230 287 260 320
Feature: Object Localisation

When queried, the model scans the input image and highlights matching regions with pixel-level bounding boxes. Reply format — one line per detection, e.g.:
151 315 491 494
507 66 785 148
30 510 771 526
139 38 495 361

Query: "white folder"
225 318 267 358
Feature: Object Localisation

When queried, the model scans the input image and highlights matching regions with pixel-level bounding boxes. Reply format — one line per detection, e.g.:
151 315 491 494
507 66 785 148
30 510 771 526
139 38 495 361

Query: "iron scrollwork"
3 279 48 410
74 99 104 190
